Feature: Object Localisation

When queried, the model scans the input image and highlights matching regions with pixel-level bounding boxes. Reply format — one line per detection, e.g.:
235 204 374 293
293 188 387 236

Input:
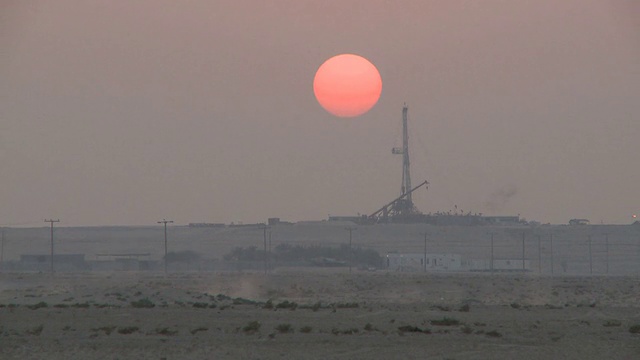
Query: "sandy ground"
1 270 639 359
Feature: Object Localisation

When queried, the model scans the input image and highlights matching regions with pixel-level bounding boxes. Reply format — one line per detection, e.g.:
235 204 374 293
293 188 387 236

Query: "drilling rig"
369 104 428 223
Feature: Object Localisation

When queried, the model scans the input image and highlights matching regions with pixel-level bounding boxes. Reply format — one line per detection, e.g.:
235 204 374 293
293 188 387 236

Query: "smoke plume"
485 185 518 213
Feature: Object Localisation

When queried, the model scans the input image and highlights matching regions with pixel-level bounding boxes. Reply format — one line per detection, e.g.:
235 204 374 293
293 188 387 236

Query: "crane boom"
369 180 428 221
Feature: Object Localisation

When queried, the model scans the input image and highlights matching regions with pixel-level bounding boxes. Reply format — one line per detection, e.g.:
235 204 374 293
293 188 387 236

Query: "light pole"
422 232 428 272
345 227 357 273
587 235 593 274
158 219 173 274
604 233 609 275
537 235 542 274
522 232 526 271
489 232 495 274
262 224 270 275
550 233 554 275
45 219 60 274
268 229 272 272
1 228 5 271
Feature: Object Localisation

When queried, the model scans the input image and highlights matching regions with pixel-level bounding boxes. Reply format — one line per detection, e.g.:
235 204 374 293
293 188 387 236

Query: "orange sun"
313 54 382 118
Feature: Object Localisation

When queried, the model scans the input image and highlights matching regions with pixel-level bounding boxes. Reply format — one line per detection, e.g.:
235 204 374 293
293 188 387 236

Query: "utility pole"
422 232 427 272
490 232 495 274
522 232 526 271
346 227 357 273
268 230 272 272
157 219 173 274
45 219 60 274
587 235 593 274
262 224 270 275
1 228 4 271
604 233 609 275
550 233 554 275
537 235 542 274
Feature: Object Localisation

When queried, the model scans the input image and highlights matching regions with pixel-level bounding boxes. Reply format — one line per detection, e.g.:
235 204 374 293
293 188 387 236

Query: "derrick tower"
391 104 421 216
394 104 412 203
369 104 427 223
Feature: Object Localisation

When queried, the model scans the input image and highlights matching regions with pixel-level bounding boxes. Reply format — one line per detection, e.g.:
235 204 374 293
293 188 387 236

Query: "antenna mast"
402 104 412 202
392 104 414 208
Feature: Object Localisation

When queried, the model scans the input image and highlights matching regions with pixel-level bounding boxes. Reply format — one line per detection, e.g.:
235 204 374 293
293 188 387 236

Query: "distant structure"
393 105 419 216
365 104 523 226
386 253 461 272
188 223 225 228
569 219 590 226
369 105 429 223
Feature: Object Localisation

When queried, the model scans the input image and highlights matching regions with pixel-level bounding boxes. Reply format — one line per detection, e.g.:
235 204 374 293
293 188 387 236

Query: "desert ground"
1 269 639 359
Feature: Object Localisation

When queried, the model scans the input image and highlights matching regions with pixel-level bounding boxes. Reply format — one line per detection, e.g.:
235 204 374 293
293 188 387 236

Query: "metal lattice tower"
370 104 427 223
392 104 414 209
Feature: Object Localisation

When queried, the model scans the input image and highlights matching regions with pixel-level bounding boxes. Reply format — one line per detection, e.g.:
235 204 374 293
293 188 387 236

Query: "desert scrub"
71 302 90 308
190 327 209 335
192 302 209 309
299 326 313 333
233 297 258 305
398 325 422 332
27 302 48 310
311 301 322 312
298 301 323 311
331 327 359 335
333 302 359 309
430 317 461 326
26 325 44 336
603 320 622 327
461 326 473 334
242 321 261 334
629 325 640 334
275 300 297 310
93 303 114 309
275 323 294 333
131 298 155 308
117 326 139 335
458 304 470 312
155 327 178 336
92 326 116 335
486 330 502 338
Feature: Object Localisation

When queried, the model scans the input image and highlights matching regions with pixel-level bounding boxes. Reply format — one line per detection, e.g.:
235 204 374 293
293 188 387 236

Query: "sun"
313 54 382 118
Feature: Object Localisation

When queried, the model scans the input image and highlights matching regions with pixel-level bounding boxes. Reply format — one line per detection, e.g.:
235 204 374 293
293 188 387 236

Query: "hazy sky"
1 0 639 226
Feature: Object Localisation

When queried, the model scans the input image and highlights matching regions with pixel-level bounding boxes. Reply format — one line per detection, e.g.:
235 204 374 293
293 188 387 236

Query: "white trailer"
386 253 461 272
465 259 532 272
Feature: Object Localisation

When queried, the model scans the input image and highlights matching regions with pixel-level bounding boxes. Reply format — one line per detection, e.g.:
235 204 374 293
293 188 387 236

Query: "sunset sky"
1 0 639 226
